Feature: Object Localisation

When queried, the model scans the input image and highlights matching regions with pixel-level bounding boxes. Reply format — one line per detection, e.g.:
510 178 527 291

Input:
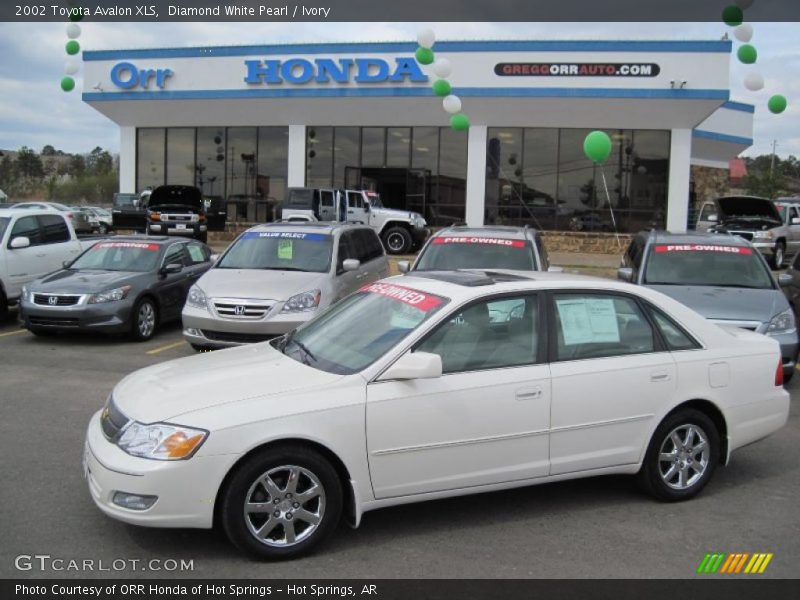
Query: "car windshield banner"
93 242 160 251
654 244 753 255
495 62 660 77
241 231 328 241
432 237 526 248
360 282 445 312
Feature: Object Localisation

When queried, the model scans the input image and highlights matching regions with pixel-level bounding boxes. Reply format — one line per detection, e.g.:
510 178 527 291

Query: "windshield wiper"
280 330 317 364
262 267 311 272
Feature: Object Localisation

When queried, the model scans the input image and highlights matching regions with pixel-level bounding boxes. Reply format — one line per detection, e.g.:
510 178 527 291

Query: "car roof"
433 225 535 240
247 221 371 235
100 235 181 247
642 230 752 247
0 207 60 216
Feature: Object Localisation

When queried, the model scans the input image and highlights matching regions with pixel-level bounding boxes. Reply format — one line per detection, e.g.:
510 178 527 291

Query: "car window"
415 236 536 271
337 232 356 269
320 191 334 207
9 215 42 247
0 217 9 241
417 295 538 373
649 307 699 351
643 244 773 289
38 214 70 244
72 241 161 272
163 244 188 267
534 234 549 269
185 242 210 265
347 191 363 209
364 229 385 262
553 293 655 361
349 230 369 263
217 231 333 273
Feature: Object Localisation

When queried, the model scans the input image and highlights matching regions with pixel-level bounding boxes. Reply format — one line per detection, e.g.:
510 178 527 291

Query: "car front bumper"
84 410 228 528
19 296 136 333
411 226 430 246
148 221 207 237
769 330 799 371
751 241 778 256
182 304 313 348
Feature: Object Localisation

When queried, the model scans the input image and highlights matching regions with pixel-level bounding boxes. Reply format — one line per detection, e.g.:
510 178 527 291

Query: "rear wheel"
97 223 108 235
130 298 157 341
220 445 343 560
382 226 412 255
771 241 786 269
638 409 719 502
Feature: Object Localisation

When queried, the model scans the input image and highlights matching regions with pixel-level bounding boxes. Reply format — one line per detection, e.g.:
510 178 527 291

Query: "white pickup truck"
0 207 95 317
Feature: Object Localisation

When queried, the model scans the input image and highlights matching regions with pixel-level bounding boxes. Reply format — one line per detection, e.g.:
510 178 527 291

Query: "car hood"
113 342 344 423
647 285 785 323
198 268 327 301
717 196 781 222
31 269 144 294
375 207 422 220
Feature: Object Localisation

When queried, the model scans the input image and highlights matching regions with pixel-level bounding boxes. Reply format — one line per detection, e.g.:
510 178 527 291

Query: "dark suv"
619 230 798 381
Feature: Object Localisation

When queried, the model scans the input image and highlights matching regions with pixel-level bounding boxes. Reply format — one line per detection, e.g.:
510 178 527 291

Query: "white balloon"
66 23 81 39
734 23 753 43
442 95 462 114
735 0 754 10
417 28 436 49
432 58 452 79
64 59 80 75
744 72 765 91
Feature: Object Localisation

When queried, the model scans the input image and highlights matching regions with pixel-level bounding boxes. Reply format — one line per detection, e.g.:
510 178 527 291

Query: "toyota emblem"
234 305 246 315
48 296 58 305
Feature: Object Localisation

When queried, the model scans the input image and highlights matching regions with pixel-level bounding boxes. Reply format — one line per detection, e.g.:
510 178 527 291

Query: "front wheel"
771 242 786 269
382 226 412 255
97 224 108 235
220 445 343 560
638 409 719 502
130 297 157 341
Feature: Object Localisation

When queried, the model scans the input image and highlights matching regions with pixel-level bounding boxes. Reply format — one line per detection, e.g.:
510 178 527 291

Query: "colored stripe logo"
696 553 773 574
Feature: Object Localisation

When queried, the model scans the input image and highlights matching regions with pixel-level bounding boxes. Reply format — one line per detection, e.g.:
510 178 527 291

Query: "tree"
41 145 57 156
743 172 787 199
15 146 44 179
68 154 86 179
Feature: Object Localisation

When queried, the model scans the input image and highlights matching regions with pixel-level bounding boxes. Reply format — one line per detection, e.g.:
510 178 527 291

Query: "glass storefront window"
386 128 411 168
361 128 385 168
412 127 439 173
257 127 289 211
306 126 333 188
522 129 559 229
166 128 195 186
136 128 165 192
333 127 360 189
195 127 226 199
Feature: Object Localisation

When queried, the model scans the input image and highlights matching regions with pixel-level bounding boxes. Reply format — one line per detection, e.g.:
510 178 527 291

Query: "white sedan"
84 271 790 559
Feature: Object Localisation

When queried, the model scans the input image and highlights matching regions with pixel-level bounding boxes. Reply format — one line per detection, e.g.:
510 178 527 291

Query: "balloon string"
599 167 622 249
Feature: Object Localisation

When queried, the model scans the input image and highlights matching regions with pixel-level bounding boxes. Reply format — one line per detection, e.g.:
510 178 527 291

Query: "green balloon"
722 5 743 26
60 77 75 92
65 40 80 55
450 114 470 131
583 131 612 163
737 44 757 64
768 95 788 114
432 79 451 97
415 47 434 66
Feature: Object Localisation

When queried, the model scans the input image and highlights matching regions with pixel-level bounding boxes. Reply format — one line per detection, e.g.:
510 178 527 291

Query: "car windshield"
70 241 161 272
277 282 448 374
777 204 788 219
366 192 383 208
217 231 333 272
643 244 774 289
0 217 9 240
114 194 138 208
414 236 537 271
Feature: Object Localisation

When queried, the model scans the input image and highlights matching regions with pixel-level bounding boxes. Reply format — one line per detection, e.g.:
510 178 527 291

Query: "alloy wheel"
137 302 156 338
386 232 405 253
658 424 710 490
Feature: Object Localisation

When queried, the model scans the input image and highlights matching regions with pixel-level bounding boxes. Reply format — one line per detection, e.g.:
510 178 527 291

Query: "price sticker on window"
278 239 293 260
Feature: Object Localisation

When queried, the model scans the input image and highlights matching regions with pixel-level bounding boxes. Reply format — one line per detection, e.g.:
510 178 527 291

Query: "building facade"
83 40 753 233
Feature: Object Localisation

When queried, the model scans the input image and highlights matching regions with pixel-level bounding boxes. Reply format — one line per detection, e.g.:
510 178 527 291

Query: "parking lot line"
146 340 187 355
0 329 27 338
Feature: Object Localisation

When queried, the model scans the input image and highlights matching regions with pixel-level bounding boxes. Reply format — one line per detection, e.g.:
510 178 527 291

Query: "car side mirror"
209 253 220 264
617 267 634 282
397 260 410 273
708 214 718 222
778 273 793 287
161 263 183 275
378 351 442 381
342 258 361 272
9 236 30 249
62 260 73 269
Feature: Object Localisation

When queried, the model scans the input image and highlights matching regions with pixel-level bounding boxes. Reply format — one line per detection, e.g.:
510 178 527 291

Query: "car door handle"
516 387 543 401
650 371 671 382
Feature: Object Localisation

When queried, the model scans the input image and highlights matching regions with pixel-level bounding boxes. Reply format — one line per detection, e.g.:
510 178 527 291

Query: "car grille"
212 299 273 319
33 293 81 306
29 316 79 327
161 213 195 222
100 398 130 441
728 230 754 241
201 330 279 344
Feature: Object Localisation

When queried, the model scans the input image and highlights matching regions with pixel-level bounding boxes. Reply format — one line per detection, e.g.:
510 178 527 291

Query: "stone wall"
692 165 730 206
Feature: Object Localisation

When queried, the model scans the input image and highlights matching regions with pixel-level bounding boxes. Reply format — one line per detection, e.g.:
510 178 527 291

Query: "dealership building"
82 39 753 232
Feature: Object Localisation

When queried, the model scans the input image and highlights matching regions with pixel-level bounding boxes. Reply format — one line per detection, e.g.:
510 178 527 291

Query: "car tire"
783 367 794 384
220 444 343 560
0 290 7 321
130 297 158 342
637 408 719 502
771 242 786 269
382 227 412 255
98 224 108 235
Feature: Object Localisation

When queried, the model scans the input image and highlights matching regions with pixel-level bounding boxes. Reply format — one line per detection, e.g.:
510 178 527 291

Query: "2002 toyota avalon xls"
84 271 789 559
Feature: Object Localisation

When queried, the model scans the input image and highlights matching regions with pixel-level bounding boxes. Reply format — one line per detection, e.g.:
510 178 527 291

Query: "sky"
0 21 797 158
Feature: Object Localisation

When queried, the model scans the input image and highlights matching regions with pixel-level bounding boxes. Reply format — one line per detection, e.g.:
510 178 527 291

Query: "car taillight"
775 358 784 387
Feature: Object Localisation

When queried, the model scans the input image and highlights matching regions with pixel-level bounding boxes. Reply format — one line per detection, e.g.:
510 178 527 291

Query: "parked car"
85 270 788 559
398 225 553 274
0 207 93 317
695 195 798 268
111 192 147 232
182 222 389 350
77 206 114 234
12 201 94 234
19 236 213 340
145 185 224 243
619 230 798 381
281 187 428 254
71 206 101 233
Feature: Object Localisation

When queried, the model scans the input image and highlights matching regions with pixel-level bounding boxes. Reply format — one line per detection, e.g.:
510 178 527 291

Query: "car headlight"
88 285 131 304
767 308 796 335
117 422 208 460
753 230 774 240
281 289 321 313
21 285 30 302
186 285 208 310
413 215 427 228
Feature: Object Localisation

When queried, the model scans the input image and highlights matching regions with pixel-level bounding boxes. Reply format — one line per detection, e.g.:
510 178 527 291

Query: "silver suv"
182 222 389 350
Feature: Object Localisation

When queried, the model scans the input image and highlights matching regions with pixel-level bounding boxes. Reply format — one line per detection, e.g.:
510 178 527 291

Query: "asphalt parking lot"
0 307 798 579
